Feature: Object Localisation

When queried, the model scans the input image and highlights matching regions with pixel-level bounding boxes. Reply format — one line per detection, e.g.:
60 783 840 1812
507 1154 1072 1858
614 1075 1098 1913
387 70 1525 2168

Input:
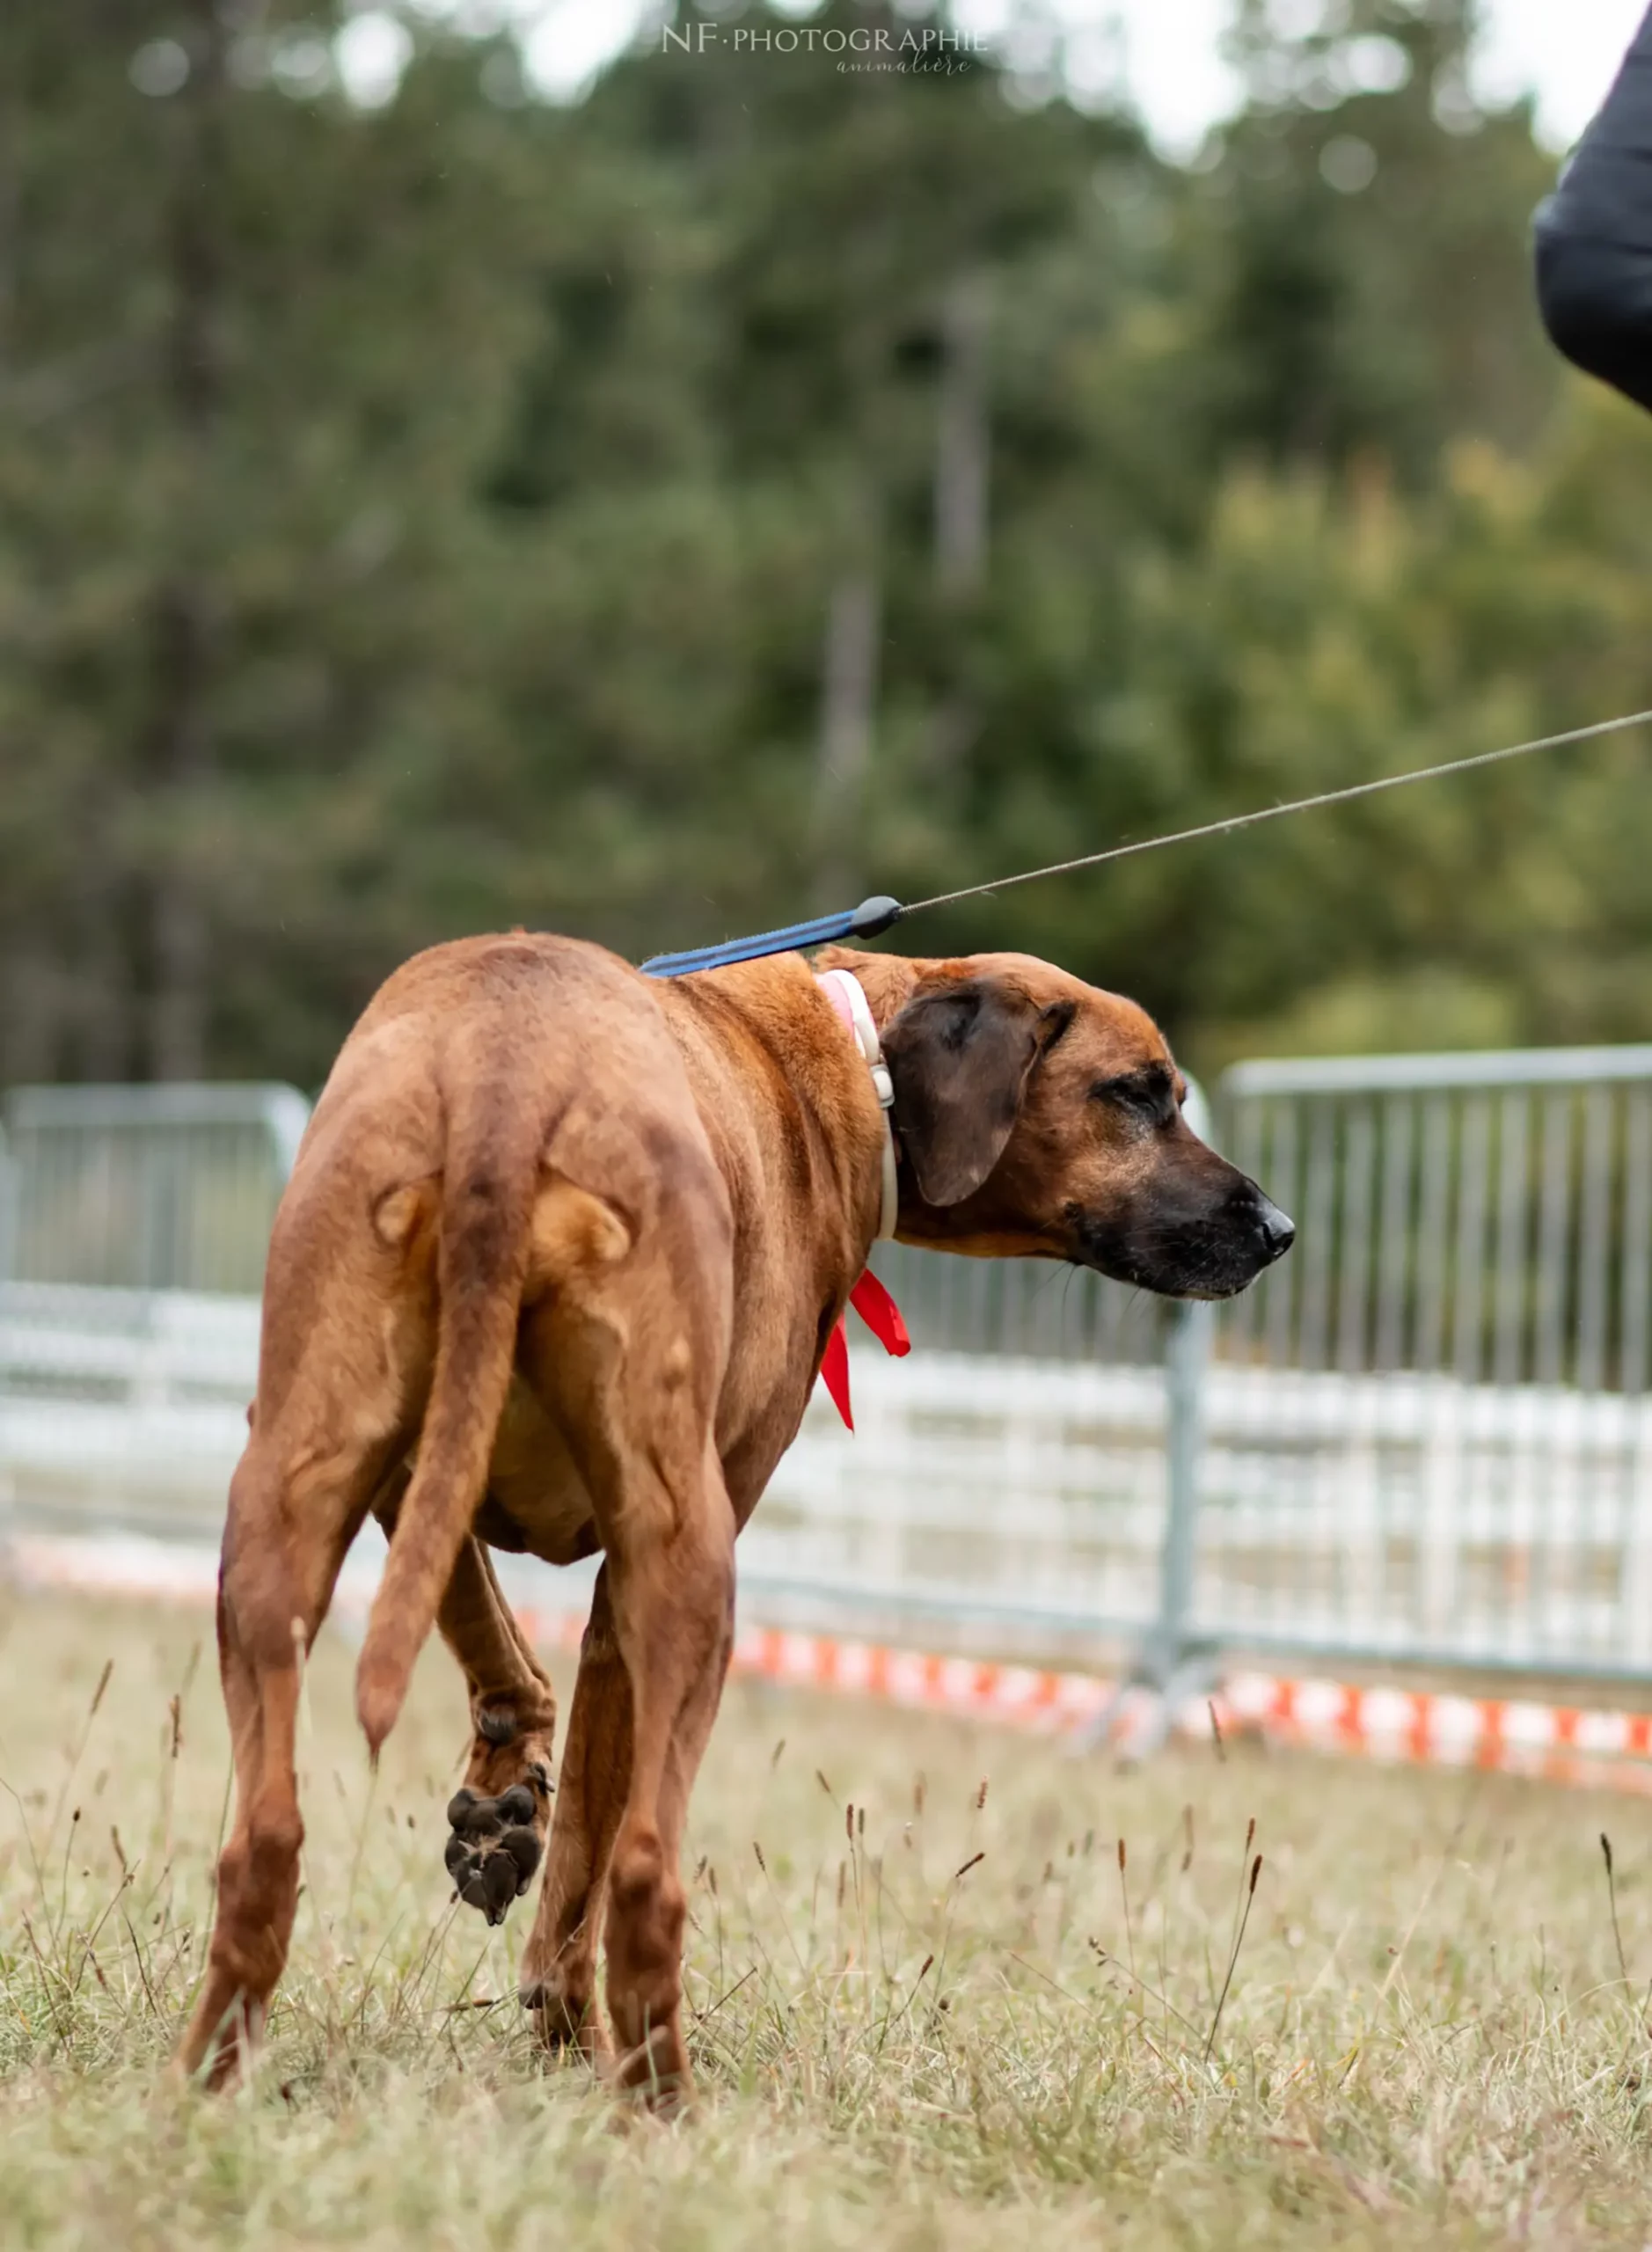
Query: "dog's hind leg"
175 1413 404 2088
508 1170 735 2105
521 1470 733 2105
176 1190 436 2089
173 1498 303 2091
600 1469 735 2103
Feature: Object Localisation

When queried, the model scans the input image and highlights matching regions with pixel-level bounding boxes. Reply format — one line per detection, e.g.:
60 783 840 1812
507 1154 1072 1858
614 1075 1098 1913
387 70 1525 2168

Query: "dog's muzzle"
1074 1175 1296 1300
1250 1191 1296 1266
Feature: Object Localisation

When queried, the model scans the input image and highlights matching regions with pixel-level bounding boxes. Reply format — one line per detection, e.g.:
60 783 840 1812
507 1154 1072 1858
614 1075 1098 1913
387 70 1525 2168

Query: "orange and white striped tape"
705 1625 1652 1794
1221 1669 1652 1798
11 1533 1652 1796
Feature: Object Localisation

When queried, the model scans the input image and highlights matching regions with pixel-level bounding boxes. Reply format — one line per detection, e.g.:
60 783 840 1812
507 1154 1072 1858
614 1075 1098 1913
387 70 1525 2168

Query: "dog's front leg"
517 1564 627 2071
369 1466 559 1927
434 1535 558 1925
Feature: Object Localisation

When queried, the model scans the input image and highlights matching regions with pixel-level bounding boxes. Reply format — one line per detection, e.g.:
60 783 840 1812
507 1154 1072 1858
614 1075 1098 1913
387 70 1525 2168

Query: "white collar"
815 968 899 1240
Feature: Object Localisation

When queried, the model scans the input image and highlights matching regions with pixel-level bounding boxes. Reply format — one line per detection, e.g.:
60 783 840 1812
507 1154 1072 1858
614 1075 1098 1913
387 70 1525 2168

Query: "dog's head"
825 947 1292 1299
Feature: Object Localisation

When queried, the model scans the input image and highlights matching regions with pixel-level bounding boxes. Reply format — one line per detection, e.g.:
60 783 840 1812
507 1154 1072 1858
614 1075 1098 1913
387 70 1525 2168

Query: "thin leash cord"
903 707 1652 918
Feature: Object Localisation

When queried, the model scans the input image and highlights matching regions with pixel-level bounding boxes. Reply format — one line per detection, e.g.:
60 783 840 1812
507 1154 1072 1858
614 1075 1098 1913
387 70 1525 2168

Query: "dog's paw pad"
444 1785 546 1926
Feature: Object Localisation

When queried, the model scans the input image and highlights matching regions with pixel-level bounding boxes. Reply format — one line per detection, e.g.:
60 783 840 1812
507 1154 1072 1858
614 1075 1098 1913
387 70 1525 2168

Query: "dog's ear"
882 981 1074 1206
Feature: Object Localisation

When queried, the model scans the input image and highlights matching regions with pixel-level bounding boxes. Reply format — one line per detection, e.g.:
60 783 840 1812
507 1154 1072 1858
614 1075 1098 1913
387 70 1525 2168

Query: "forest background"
5 0 1648 1092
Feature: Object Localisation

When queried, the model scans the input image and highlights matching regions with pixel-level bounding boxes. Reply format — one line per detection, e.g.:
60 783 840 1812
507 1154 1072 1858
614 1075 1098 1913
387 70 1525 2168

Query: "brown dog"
175 935 1291 2099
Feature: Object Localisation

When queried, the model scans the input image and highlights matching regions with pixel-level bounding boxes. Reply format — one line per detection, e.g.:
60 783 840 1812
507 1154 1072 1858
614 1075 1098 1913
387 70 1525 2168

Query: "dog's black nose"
1255 1195 1295 1262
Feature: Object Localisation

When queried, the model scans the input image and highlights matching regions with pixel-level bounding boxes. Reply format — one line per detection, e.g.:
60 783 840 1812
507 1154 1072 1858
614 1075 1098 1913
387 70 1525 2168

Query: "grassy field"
3 1590 1652 2249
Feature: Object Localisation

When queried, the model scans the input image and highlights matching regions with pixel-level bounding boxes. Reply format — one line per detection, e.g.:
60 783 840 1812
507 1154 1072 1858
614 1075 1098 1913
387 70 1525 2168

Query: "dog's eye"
1090 1071 1178 1125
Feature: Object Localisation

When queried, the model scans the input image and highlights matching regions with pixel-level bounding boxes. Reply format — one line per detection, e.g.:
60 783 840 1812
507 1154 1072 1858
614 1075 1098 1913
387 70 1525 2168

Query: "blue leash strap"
640 894 903 978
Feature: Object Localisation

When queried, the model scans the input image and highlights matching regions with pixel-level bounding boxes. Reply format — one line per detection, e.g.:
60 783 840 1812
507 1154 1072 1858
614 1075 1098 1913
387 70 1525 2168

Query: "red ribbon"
819 1269 911 1431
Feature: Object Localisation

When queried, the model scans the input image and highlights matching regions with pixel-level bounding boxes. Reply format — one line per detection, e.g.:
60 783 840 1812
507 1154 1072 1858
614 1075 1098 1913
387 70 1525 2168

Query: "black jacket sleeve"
1534 4 1652 413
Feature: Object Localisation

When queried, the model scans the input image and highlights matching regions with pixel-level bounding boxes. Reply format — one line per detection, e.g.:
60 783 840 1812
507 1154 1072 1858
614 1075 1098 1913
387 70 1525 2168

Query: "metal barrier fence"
0 1086 305 1542
1 1083 308 1293
4 1055 1652 1689
1195 1048 1652 1683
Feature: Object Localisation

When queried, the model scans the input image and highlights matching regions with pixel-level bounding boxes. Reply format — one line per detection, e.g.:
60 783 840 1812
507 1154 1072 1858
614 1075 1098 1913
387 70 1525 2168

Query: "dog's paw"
518 1965 610 2066
444 1777 545 1927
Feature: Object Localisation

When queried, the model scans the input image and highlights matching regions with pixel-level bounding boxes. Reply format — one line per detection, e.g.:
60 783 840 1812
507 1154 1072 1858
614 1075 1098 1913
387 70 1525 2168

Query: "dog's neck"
814 967 898 1240
813 947 921 1033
